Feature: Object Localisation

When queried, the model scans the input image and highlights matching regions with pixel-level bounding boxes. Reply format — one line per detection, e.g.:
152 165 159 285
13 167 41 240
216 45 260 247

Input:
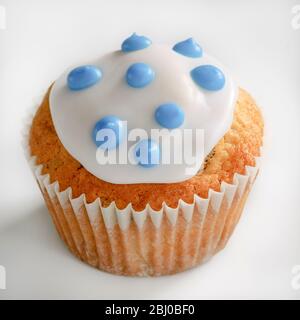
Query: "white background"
0 0 300 300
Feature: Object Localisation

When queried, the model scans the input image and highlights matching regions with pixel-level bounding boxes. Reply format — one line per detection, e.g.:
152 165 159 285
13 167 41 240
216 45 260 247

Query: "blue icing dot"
155 103 185 129
134 139 160 168
121 33 152 52
67 65 102 91
173 38 202 58
92 116 123 149
126 63 155 88
191 65 225 91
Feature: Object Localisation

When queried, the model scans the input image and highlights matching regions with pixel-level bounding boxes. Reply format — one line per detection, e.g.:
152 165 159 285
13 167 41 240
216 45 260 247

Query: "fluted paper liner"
22 100 262 276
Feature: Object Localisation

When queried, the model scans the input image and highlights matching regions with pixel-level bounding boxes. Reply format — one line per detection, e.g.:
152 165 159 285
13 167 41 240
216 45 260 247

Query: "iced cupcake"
25 34 263 276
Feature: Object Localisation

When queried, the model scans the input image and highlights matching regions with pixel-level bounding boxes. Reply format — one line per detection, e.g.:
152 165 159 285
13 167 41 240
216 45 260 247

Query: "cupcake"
25 34 263 276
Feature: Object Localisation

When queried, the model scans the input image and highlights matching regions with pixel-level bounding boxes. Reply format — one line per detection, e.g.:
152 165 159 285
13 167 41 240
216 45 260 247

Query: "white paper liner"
22 94 262 276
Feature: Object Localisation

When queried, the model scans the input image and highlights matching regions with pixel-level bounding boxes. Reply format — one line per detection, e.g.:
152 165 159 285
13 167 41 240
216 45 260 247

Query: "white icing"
49 44 237 184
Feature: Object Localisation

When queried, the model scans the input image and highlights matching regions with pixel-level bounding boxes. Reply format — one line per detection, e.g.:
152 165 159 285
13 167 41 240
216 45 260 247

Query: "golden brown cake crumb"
29 88 263 211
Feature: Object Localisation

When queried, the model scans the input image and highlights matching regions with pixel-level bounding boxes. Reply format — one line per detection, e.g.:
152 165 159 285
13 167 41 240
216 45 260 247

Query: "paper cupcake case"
22 103 262 276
